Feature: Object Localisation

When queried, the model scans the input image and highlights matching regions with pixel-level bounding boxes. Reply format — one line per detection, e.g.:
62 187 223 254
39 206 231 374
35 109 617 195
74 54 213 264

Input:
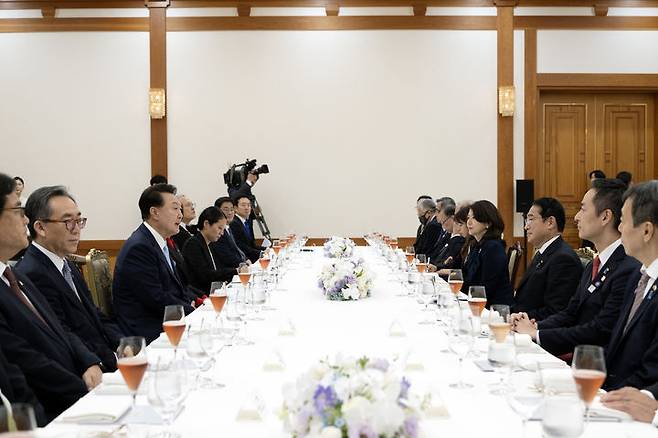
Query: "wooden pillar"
524 29 537 183
147 1 169 179
496 4 514 244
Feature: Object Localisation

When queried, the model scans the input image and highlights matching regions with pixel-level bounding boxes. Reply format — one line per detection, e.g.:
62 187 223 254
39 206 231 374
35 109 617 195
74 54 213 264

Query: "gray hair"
418 198 437 213
25 186 75 238
622 180 658 227
437 197 456 216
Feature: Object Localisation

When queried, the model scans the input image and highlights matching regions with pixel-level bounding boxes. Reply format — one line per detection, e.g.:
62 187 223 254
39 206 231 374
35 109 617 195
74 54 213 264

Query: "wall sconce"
149 88 166 119
498 85 515 117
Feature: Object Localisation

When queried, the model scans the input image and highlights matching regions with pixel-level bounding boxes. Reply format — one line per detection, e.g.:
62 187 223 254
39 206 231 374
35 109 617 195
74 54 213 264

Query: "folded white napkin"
537 368 577 394
513 333 533 347
60 395 131 424
388 320 406 337
517 353 566 371
94 373 148 396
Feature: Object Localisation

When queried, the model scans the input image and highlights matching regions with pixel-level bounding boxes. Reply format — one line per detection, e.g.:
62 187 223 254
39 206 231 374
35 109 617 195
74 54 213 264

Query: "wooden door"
538 92 655 249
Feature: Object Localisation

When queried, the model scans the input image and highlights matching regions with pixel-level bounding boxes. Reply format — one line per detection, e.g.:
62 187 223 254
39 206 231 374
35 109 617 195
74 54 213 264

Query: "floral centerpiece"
318 259 373 301
281 356 425 438
324 237 356 259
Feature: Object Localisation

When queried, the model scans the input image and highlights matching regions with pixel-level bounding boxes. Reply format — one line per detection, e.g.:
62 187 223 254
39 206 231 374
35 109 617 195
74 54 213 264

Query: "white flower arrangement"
323 237 356 259
317 259 374 301
281 355 425 438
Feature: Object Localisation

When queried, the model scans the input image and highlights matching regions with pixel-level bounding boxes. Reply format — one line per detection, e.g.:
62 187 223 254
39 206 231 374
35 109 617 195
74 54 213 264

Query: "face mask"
418 214 428 226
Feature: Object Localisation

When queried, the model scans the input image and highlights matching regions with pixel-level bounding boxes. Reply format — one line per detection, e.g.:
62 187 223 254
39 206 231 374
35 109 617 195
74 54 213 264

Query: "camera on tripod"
223 159 270 189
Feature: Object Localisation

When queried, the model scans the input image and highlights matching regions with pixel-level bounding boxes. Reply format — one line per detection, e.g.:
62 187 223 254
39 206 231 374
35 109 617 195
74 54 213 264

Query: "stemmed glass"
238 262 251 296
418 277 436 325
416 254 428 273
487 304 514 395
572 345 607 424
163 305 186 361
505 371 544 438
209 282 227 329
448 314 474 389
186 327 215 389
116 336 148 410
467 286 487 318
405 246 415 267
448 269 464 297
248 272 266 321
147 364 185 438
389 237 399 250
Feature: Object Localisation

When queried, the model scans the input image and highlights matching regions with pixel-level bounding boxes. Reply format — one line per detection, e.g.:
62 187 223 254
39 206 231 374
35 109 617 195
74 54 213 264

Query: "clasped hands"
509 312 538 340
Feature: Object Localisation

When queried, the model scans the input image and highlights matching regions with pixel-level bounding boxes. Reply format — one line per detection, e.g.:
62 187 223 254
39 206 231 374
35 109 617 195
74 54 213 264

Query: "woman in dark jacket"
462 200 514 306
182 207 237 293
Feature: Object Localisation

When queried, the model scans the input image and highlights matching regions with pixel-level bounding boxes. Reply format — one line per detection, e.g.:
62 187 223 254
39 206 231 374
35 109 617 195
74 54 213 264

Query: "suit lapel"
619 278 658 342
139 225 184 289
577 246 625 308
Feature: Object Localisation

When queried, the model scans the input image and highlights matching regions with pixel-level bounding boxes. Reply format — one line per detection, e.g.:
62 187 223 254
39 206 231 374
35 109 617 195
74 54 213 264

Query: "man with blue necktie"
112 184 195 343
16 186 124 372
229 195 264 263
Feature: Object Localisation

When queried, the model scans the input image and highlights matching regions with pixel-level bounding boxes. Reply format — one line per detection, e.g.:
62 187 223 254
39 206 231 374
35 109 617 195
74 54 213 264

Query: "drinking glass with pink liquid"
572 344 607 424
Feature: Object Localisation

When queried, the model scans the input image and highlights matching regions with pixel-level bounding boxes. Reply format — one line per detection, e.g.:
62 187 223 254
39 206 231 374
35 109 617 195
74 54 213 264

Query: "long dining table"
43 244 658 438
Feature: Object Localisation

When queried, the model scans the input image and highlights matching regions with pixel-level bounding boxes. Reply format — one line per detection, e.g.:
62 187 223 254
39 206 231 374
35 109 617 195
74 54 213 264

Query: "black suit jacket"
171 224 196 253
112 224 195 343
429 235 465 270
182 233 236 293
604 273 658 391
0 346 46 426
16 244 124 371
645 381 658 399
462 238 514 306
427 228 451 262
229 216 262 263
511 237 583 321
414 217 442 256
537 244 640 356
0 272 91 421
210 229 246 269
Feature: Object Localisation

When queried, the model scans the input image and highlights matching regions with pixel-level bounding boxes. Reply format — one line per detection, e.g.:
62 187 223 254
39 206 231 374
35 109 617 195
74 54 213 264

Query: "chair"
66 249 114 316
575 247 597 268
507 241 523 285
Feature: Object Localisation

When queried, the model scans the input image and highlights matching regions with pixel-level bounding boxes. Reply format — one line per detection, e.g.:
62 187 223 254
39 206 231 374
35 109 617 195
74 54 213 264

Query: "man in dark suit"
428 199 455 263
211 197 248 268
414 198 442 256
513 179 639 356
171 194 197 250
511 198 583 321
229 195 264 263
15 186 124 372
183 207 237 293
0 173 100 422
112 184 195 343
0 347 46 426
413 195 433 251
603 181 658 391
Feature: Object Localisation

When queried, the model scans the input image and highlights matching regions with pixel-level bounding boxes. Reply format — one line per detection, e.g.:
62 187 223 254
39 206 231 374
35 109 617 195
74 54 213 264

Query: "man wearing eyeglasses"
0 174 96 422
15 186 124 373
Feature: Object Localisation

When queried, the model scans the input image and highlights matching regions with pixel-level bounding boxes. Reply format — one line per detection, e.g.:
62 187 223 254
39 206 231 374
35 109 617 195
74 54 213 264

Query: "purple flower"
313 385 338 417
399 377 411 400
403 416 419 438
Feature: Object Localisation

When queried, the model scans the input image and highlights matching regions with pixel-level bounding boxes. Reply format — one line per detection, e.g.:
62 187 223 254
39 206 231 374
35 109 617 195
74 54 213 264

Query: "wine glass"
163 305 186 361
186 328 212 389
248 273 266 321
116 336 148 410
147 365 185 438
467 286 487 318
209 281 227 328
487 304 514 395
448 314 474 389
404 246 415 266
448 269 464 297
259 254 271 272
505 372 544 438
572 344 607 424
0 404 36 432
418 278 436 325
416 254 427 273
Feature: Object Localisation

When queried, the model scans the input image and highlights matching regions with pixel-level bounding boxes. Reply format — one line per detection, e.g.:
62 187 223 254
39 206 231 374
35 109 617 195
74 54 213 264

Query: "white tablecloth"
44 246 658 437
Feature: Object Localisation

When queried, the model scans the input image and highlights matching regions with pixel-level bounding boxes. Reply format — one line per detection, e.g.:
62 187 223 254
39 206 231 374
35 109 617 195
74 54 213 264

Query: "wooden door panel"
542 103 587 248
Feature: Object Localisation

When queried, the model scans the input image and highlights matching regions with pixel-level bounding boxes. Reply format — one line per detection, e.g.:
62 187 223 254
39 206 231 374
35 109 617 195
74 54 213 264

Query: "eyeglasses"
1 206 26 217
39 217 87 232
524 216 544 226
